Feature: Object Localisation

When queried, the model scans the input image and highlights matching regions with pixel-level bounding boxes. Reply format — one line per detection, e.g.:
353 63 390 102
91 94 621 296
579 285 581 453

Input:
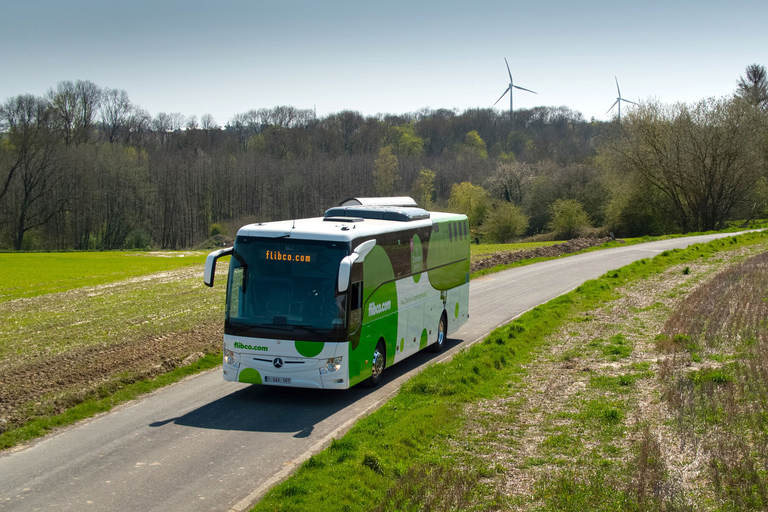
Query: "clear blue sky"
2 0 766 126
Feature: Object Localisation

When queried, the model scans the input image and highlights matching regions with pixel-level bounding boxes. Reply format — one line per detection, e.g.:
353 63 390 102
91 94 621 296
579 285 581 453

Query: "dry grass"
658 251 768 511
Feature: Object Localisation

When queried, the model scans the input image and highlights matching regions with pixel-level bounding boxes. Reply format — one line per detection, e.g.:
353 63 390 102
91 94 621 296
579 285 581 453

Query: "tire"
429 313 447 353
365 339 386 387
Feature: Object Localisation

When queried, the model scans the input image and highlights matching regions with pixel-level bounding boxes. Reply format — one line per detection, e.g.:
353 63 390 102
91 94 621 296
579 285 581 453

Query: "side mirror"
338 239 376 293
204 247 233 287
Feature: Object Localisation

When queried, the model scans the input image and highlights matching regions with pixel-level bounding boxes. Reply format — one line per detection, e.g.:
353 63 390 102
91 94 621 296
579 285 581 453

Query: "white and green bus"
204 197 470 389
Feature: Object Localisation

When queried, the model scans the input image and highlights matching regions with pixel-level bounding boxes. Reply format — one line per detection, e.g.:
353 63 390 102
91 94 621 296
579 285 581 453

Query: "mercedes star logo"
273 358 284 368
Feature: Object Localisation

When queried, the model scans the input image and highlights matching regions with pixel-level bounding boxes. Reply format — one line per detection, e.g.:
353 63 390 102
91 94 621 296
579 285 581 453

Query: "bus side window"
349 281 363 332
229 267 244 317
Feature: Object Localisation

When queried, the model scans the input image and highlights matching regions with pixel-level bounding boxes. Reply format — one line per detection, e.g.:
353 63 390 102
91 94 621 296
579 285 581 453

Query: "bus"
204 197 470 389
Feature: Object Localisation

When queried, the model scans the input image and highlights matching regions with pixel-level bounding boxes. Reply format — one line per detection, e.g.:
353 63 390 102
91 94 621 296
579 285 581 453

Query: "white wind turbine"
494 58 537 119
607 77 637 121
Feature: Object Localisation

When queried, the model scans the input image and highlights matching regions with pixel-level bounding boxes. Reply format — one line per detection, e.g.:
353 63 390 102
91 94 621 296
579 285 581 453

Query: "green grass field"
0 251 207 302
0 250 225 447
470 240 560 258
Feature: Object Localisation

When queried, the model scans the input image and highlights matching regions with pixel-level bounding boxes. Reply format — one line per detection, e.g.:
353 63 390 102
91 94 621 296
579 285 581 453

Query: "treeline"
1 65 767 251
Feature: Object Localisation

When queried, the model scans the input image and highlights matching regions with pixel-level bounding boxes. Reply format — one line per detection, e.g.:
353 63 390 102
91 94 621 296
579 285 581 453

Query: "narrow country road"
0 232 749 511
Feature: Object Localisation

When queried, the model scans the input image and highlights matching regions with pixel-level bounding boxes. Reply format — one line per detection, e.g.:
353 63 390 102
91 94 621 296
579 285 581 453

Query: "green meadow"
0 251 207 302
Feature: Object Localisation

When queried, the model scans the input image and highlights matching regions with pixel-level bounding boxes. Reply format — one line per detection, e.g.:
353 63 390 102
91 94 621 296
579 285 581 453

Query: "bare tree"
126 107 151 145
0 95 53 204
226 113 249 150
152 112 185 147
48 81 77 145
48 80 101 145
601 98 767 232
185 115 198 131
200 113 219 131
100 88 133 143
74 80 101 143
486 161 534 204
0 95 72 249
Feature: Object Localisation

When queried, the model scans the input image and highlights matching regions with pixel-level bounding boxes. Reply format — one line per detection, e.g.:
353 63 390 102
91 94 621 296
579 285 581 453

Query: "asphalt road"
0 232 750 511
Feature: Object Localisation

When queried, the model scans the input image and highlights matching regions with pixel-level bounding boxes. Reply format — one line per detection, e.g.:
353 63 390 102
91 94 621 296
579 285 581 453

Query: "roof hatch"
338 196 418 207
324 205 430 222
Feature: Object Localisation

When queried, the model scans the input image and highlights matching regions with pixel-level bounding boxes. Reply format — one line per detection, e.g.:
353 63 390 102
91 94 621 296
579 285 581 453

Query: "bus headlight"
320 357 342 374
224 349 239 367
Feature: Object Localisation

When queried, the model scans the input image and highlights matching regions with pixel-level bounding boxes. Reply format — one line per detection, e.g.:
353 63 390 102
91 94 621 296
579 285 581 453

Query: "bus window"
349 280 363 332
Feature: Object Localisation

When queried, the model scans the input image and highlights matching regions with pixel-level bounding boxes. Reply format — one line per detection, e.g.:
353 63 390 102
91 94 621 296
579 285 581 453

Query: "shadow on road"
148 337 462 436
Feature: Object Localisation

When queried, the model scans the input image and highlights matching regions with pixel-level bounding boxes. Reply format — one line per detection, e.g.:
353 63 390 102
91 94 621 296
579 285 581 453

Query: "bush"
210 223 226 237
482 203 529 243
126 229 152 250
547 199 591 240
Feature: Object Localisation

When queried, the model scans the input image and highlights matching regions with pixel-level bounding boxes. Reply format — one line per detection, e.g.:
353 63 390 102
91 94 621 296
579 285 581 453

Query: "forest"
1 64 767 251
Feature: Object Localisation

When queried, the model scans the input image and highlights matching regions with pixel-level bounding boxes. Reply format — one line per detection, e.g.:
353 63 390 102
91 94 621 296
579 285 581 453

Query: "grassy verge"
252 231 768 511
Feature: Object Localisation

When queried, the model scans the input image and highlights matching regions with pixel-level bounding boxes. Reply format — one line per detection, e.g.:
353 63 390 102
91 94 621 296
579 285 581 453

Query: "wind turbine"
607 77 637 121
494 58 537 119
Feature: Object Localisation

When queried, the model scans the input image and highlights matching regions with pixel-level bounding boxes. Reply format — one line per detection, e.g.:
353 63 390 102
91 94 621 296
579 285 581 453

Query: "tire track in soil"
0 325 220 432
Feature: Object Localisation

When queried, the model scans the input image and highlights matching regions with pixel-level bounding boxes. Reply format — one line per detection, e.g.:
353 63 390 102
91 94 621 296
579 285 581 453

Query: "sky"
2 0 767 127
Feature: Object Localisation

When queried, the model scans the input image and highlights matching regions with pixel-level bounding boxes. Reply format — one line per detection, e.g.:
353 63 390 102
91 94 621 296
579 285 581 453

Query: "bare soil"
0 266 223 434
0 327 220 431
470 237 618 273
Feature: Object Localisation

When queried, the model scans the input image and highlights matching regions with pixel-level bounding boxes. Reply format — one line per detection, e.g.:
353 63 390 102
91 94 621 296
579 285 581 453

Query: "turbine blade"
504 58 513 83
621 98 639 106
606 99 619 114
494 86 511 106
513 85 537 94
615 76 621 97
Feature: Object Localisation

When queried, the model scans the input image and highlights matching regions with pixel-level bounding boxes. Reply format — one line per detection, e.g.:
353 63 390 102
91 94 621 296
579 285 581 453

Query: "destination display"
262 249 315 263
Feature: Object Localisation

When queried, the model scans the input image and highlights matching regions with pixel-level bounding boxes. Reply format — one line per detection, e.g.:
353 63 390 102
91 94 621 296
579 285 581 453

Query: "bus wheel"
366 340 386 387
429 313 447 353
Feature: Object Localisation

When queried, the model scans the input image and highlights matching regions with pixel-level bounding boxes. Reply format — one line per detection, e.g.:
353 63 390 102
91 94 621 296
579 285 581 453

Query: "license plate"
265 376 291 384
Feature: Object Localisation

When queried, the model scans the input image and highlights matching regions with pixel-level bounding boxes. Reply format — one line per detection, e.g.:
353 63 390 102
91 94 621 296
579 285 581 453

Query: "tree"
463 130 488 159
413 168 435 208
373 145 399 196
483 202 529 243
48 80 101 145
200 113 219 131
96 144 152 249
448 181 490 230
736 64 768 110
0 95 71 249
1 95 51 204
547 199 591 239
387 123 424 157
100 88 133 143
600 97 767 232
486 161 533 204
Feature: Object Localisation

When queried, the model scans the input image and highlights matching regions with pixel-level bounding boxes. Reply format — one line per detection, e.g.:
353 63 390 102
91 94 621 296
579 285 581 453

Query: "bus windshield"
225 237 349 342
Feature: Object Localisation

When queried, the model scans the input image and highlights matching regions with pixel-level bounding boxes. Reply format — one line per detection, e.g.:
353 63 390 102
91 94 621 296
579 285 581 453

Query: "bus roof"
236 210 466 243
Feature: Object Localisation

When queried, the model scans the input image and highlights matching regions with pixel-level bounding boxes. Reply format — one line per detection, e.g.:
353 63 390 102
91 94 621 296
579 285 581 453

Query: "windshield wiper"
261 323 295 331
296 325 330 342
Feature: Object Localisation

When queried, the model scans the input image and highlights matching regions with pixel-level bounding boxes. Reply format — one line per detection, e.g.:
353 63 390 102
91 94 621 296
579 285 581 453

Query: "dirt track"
470 237 617 273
